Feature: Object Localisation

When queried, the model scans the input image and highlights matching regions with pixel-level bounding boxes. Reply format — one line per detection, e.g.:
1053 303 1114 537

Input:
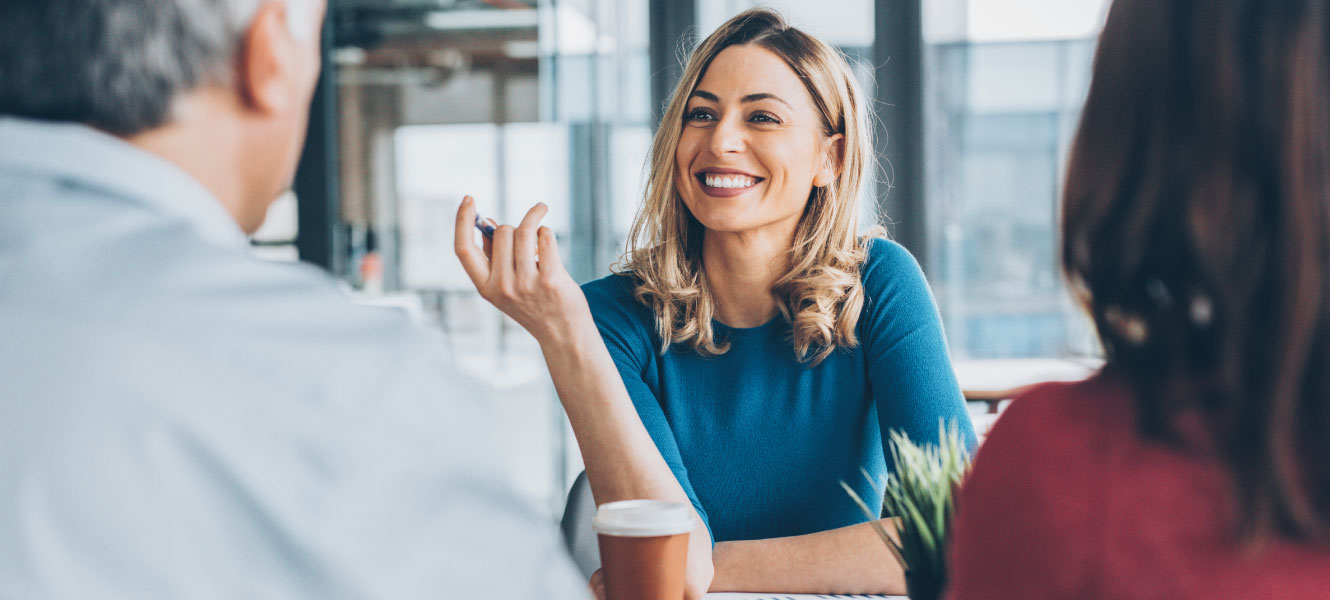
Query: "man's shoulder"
178 249 449 375
7 200 451 397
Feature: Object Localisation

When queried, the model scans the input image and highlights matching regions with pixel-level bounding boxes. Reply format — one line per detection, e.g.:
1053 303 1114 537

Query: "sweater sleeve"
581 276 713 542
859 239 978 471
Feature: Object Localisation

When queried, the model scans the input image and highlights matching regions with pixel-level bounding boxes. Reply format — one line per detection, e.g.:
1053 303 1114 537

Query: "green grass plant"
842 421 971 600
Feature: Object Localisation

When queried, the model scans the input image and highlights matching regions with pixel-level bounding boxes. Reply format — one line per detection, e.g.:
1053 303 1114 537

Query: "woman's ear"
813 133 846 187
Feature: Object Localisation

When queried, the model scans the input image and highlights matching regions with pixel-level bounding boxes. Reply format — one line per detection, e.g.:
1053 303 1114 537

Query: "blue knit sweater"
581 239 977 543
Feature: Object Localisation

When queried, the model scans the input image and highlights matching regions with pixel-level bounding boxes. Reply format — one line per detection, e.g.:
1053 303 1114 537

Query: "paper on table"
703 594 907 599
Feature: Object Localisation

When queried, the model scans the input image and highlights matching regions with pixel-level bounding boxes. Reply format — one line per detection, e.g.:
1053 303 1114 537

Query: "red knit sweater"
946 372 1330 600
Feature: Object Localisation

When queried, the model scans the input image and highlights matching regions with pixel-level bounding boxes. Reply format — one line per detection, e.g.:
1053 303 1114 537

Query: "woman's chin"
690 211 754 233
701 224 750 234
693 213 801 236
683 196 806 236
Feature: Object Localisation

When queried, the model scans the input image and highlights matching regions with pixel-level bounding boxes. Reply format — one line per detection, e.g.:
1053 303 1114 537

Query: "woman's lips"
696 172 763 197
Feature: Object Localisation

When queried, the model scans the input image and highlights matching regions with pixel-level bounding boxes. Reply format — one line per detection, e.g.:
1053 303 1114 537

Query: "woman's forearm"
540 321 686 503
710 519 905 595
539 321 715 598
452 200 712 595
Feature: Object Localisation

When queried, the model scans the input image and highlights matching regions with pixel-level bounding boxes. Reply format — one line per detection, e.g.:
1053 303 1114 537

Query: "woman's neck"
702 225 796 328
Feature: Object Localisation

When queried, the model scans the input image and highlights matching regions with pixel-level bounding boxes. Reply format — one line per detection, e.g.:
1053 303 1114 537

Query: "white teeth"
703 173 758 189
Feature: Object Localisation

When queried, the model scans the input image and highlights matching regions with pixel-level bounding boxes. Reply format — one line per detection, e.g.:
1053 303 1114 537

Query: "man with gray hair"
0 1 587 597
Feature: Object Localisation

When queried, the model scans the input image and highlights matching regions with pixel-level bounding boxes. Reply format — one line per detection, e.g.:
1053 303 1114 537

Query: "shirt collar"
0 117 249 250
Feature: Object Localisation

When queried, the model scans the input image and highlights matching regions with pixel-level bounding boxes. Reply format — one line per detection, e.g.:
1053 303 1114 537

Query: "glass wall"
326 0 652 518
923 0 1109 359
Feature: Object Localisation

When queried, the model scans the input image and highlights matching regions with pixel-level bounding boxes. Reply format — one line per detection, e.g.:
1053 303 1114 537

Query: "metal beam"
294 15 343 274
648 0 696 128
873 0 927 267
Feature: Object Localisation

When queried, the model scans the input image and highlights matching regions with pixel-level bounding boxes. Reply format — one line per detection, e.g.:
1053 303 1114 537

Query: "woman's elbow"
683 552 714 600
684 569 713 600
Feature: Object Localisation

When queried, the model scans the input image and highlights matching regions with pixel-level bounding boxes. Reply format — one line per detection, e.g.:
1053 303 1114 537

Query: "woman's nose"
707 115 746 155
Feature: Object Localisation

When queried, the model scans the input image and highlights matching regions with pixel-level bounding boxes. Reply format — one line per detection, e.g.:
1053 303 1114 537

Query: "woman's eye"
685 108 715 122
750 112 780 124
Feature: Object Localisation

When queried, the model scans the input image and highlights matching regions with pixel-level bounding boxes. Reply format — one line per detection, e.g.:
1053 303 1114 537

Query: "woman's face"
675 44 841 237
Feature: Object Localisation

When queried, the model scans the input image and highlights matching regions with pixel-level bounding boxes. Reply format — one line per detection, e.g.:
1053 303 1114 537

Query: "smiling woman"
454 7 976 598
626 12 874 364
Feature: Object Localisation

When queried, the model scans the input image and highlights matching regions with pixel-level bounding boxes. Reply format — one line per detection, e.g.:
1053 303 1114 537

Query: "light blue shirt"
0 118 587 599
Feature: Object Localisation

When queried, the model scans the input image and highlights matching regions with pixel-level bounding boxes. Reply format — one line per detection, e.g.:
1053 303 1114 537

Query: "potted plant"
843 422 971 600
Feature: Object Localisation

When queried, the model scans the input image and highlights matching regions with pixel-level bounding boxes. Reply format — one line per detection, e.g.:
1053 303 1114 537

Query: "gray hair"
0 0 315 136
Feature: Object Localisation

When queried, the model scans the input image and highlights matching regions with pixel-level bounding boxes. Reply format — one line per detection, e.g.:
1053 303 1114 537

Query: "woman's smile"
695 167 765 197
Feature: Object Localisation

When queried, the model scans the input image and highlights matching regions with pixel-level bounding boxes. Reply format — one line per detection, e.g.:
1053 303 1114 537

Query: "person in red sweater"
946 1 1330 598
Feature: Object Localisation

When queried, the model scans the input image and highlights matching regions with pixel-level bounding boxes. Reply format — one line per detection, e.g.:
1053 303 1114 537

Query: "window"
325 0 652 518
923 0 1108 359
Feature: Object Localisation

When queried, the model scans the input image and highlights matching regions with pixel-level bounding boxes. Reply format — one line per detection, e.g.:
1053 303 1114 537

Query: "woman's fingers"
456 199 559 304
513 203 548 282
450 202 590 344
489 224 516 288
453 196 490 287
588 570 606 600
537 225 567 280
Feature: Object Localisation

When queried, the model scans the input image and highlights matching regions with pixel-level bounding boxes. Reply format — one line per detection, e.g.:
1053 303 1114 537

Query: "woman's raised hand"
460 196 716 600
454 196 593 346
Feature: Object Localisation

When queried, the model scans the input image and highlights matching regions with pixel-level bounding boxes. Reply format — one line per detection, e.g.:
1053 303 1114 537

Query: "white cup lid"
592 500 694 537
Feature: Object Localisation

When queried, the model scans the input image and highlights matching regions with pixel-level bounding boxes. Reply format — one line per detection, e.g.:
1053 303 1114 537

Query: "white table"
953 357 1101 407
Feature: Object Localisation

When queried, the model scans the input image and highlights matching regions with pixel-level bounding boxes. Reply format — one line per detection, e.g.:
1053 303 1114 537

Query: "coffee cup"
592 499 694 600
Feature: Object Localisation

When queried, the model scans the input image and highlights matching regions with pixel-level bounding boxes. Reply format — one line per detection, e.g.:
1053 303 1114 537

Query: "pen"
474 213 497 239
473 209 542 263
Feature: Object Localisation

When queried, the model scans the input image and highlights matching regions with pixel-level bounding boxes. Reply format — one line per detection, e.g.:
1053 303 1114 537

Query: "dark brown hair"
1063 0 1330 542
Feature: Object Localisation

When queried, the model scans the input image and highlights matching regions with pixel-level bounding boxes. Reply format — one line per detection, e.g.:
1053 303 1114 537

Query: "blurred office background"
248 0 1110 520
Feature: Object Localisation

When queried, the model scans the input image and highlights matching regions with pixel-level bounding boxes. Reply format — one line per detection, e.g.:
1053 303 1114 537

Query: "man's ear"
813 132 846 188
236 2 300 114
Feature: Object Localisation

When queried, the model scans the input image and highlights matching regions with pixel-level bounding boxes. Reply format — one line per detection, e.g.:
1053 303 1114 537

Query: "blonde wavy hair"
617 8 878 365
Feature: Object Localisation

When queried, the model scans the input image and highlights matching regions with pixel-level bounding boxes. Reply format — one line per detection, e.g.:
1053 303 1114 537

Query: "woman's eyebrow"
689 90 793 109
741 92 792 108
